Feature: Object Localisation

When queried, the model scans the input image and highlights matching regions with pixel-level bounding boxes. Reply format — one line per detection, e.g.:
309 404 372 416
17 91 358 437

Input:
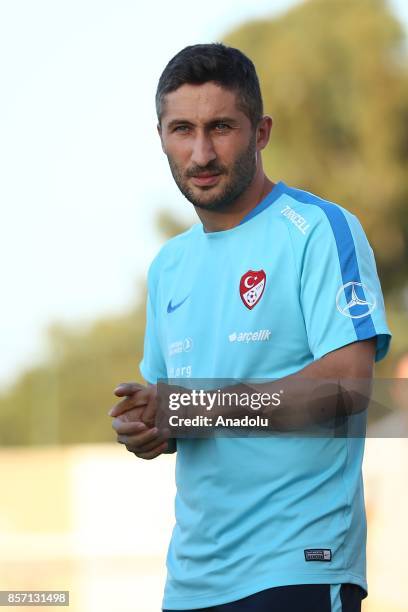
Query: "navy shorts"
163 582 365 612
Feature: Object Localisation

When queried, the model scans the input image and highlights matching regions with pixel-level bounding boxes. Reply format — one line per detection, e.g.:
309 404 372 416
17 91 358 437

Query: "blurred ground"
0 442 406 612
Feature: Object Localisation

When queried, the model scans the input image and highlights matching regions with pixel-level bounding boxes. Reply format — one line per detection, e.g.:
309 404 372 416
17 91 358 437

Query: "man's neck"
195 171 276 233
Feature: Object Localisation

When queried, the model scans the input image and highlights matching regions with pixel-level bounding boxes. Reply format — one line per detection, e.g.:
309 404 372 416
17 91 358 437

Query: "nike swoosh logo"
167 295 189 314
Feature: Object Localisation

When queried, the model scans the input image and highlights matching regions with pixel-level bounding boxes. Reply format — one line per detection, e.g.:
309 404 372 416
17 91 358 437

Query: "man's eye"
174 125 190 133
214 123 230 131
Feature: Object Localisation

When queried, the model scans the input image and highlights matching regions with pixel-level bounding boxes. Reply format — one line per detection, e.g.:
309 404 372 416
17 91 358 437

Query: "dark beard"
167 133 257 212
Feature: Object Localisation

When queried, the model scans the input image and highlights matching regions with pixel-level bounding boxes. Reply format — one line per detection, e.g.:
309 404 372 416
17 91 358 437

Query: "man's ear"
157 123 166 154
256 115 273 152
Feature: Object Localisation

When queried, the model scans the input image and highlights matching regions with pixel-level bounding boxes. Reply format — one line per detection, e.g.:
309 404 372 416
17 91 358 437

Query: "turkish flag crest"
239 270 266 309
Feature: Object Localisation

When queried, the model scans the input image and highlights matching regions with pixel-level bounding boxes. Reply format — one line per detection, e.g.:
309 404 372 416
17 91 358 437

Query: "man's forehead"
161 82 244 123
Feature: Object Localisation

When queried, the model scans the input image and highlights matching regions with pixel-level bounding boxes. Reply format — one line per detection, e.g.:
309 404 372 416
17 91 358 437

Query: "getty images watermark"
167 388 283 428
154 378 408 438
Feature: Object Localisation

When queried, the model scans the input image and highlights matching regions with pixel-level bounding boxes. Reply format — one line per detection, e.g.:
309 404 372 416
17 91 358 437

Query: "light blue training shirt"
139 180 392 610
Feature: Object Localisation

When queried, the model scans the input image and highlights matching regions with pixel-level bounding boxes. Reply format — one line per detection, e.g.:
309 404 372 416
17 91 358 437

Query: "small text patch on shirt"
304 548 332 562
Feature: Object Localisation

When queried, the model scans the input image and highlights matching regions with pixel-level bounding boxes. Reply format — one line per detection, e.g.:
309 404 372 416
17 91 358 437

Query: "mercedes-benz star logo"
336 282 376 319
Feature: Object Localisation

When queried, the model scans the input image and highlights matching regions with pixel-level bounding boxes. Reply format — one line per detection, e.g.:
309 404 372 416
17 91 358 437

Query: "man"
109 44 392 612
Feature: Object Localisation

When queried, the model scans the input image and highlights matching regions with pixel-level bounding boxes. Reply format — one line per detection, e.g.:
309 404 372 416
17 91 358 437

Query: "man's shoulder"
279 183 356 226
278 182 361 244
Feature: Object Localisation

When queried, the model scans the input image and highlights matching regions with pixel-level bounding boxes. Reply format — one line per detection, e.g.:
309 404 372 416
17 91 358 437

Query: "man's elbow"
339 378 374 416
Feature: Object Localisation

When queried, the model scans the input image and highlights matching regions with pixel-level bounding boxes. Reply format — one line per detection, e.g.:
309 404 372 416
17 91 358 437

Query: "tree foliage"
0 296 147 446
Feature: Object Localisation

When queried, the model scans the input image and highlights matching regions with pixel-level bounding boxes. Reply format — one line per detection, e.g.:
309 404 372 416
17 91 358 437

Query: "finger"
113 382 145 397
109 396 146 418
117 426 164 448
109 388 151 417
134 441 168 460
112 419 147 435
142 387 158 427
126 434 167 454
118 406 144 423
131 428 170 453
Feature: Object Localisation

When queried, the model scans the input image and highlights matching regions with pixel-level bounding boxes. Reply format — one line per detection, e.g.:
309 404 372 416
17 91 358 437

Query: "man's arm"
224 338 376 430
160 338 376 433
292 337 376 379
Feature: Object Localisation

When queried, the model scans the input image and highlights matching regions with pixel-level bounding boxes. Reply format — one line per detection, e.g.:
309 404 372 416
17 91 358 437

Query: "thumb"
114 382 144 397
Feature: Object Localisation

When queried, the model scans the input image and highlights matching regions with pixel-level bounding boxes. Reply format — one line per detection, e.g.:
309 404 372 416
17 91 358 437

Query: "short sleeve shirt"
140 181 391 610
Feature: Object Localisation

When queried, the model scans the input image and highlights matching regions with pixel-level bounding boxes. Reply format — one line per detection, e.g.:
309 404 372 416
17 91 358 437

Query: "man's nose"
191 132 217 167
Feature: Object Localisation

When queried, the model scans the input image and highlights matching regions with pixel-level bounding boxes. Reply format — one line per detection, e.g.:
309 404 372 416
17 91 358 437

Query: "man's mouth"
190 172 221 187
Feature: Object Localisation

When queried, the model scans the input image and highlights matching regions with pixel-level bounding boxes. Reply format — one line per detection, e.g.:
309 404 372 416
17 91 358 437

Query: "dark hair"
156 43 263 128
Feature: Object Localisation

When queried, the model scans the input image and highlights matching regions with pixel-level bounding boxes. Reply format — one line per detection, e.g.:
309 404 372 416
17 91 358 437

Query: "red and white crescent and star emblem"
239 270 266 309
